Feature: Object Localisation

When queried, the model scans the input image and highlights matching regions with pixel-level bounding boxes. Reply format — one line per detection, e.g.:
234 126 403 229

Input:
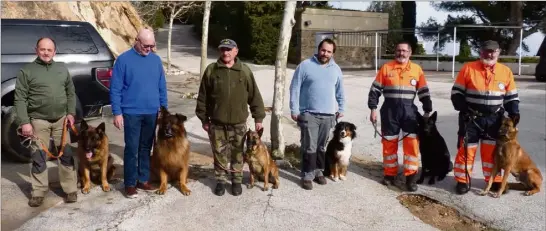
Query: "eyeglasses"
142 44 155 49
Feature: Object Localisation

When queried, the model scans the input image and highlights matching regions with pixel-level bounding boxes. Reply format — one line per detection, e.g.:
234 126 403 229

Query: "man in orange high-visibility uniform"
451 40 520 195
368 41 433 192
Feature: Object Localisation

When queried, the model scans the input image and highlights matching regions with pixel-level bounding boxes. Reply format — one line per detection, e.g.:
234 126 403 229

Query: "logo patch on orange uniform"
410 78 417 86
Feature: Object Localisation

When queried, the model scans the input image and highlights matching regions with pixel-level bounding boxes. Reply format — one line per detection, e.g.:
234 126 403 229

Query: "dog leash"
19 117 79 159
371 121 410 143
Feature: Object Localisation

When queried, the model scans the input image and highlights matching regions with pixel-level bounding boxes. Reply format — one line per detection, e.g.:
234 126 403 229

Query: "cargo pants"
29 116 78 197
208 123 247 184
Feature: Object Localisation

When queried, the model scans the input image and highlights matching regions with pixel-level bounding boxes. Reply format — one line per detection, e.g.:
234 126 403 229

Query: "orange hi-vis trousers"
453 113 503 184
382 134 420 176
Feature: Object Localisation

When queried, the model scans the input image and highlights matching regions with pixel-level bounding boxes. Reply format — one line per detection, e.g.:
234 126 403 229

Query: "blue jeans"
123 113 157 187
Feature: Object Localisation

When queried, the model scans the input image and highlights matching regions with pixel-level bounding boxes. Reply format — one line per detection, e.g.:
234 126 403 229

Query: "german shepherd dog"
150 107 191 196
415 111 453 185
480 116 543 198
77 120 116 194
244 128 280 191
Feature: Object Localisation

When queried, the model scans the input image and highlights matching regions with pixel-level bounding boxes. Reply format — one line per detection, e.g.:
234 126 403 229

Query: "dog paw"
479 191 488 196
272 184 279 189
102 185 111 192
339 175 347 181
181 188 191 196
427 179 436 185
155 189 166 195
524 191 533 196
262 187 269 191
492 193 500 198
81 187 90 194
416 179 424 184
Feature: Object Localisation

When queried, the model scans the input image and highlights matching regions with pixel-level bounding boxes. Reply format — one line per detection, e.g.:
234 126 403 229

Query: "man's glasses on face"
137 40 155 49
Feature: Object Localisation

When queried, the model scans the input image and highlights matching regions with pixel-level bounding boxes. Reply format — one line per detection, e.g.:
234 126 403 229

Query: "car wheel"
1 106 32 163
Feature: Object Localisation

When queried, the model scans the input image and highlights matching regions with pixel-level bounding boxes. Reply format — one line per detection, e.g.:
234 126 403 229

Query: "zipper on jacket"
228 69 231 123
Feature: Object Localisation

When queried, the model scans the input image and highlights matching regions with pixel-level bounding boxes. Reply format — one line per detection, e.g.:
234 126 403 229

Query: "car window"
1 24 99 55
1 25 49 55
46 26 99 54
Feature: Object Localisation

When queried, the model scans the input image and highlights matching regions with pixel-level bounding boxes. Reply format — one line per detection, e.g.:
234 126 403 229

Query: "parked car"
1 19 115 162
536 37 545 82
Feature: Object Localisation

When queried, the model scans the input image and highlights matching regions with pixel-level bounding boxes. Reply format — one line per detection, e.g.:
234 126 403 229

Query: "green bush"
380 55 539 63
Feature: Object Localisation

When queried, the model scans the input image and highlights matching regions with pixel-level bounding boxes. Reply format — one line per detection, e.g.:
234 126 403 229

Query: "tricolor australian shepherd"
323 121 357 181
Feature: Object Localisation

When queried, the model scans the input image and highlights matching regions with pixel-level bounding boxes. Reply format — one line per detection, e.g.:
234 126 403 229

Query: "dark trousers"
123 113 157 187
298 112 336 181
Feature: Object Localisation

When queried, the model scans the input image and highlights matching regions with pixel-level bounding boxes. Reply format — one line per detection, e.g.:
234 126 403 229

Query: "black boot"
214 182 226 196
382 176 395 186
232 182 242 196
405 174 418 192
456 182 470 195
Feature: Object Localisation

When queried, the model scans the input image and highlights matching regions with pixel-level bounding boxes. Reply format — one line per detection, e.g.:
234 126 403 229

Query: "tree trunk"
167 8 175 73
270 1 297 160
507 1 523 56
200 1 212 78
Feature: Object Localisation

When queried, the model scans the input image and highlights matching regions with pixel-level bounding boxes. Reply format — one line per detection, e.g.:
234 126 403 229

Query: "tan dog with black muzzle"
244 128 280 191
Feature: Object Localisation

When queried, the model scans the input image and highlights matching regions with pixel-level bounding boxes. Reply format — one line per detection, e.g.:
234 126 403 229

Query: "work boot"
301 180 313 190
232 183 242 196
314 176 327 185
125 186 138 199
405 174 418 192
456 182 470 195
28 197 44 207
66 192 78 203
382 176 395 186
214 182 226 196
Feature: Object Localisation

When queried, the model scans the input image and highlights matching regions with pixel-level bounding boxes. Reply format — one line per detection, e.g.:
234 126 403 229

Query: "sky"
328 1 545 57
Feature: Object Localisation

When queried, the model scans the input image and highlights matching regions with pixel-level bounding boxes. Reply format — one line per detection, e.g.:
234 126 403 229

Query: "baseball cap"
481 40 500 50
218 39 237 49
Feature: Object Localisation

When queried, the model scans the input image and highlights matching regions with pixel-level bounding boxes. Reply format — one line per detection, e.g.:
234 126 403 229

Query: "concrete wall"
291 8 389 66
376 59 537 76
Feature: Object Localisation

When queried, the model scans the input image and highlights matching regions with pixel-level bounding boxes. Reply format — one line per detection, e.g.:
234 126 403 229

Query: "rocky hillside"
1 1 148 57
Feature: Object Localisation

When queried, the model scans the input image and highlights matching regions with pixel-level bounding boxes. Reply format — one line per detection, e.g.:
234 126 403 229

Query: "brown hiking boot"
66 192 78 203
126 186 138 198
136 182 157 191
301 180 313 190
314 176 327 185
28 197 44 207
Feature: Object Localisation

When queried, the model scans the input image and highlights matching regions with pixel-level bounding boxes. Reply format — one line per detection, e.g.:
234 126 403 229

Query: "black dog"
416 111 453 185
323 121 357 181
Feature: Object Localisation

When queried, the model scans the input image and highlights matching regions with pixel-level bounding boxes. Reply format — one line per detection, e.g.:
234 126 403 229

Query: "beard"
481 57 497 66
318 55 330 64
395 55 408 63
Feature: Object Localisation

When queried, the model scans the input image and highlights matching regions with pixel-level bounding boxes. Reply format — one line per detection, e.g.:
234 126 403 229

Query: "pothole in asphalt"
397 194 499 231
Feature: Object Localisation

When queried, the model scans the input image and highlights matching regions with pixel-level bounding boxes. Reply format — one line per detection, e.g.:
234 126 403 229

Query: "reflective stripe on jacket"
368 60 432 113
451 60 520 115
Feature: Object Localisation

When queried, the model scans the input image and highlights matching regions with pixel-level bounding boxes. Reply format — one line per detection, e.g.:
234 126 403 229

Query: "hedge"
380 55 540 63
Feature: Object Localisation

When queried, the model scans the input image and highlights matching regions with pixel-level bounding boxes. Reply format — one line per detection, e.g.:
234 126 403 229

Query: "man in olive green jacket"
14 37 78 207
196 39 266 197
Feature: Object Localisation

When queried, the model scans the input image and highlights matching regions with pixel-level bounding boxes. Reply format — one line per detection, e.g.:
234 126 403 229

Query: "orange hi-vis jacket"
451 60 520 116
368 60 432 113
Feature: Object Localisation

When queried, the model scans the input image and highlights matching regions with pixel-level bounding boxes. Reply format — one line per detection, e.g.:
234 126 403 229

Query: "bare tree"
164 1 202 73
270 1 297 159
200 1 212 78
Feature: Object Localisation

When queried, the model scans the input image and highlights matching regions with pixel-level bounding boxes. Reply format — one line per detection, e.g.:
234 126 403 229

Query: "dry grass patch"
398 194 499 231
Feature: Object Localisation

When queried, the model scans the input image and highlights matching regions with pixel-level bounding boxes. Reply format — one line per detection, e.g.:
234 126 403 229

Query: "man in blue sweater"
110 28 168 198
289 38 345 190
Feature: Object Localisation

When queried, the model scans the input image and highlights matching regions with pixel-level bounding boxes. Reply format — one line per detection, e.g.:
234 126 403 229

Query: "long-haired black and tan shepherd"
150 106 191 196
244 128 280 191
77 120 116 194
480 116 543 198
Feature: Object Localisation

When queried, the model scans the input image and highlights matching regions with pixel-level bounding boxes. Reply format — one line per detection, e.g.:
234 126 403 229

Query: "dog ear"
176 113 187 123
96 122 106 135
80 119 89 131
257 127 264 138
430 111 437 122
